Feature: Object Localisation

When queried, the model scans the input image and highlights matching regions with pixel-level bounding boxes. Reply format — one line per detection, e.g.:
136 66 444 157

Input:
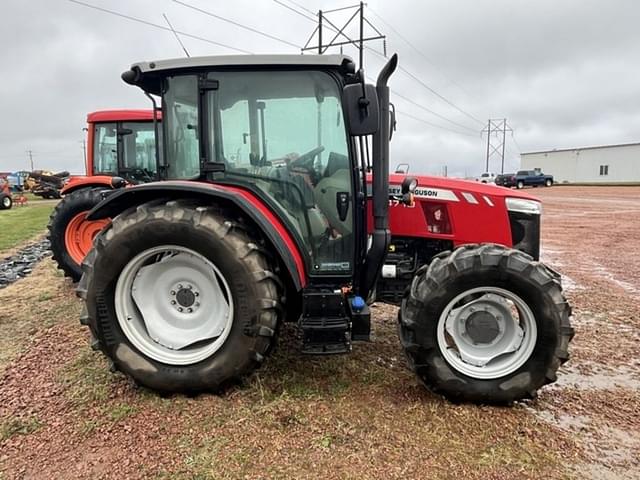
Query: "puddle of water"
555 369 640 391
552 362 640 391
561 273 584 292
589 263 640 298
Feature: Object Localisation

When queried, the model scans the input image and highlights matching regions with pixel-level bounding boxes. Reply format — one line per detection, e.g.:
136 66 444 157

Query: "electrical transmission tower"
481 119 513 174
301 2 386 70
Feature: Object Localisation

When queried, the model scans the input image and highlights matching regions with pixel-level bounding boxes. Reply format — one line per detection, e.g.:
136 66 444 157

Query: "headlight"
505 197 542 215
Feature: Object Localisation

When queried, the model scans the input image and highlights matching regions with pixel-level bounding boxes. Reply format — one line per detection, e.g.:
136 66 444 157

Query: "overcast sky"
1 0 639 177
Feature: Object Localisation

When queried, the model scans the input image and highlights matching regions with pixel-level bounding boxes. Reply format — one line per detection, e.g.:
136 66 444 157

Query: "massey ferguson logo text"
389 187 438 197
387 185 460 202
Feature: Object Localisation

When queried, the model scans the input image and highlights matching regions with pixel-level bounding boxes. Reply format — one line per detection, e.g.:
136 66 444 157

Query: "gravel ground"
0 185 638 479
534 186 640 479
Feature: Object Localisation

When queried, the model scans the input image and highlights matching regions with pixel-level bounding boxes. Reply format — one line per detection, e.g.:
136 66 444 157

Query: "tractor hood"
387 173 540 202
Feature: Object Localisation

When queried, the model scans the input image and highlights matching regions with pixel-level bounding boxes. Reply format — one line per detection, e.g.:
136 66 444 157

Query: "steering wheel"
128 168 154 183
289 146 325 170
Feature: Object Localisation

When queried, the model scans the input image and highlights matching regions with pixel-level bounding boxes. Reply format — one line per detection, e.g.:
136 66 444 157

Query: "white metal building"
520 142 640 184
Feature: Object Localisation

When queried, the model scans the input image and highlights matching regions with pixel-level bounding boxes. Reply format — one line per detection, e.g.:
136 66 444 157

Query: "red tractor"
48 110 161 280
77 54 573 404
0 177 12 210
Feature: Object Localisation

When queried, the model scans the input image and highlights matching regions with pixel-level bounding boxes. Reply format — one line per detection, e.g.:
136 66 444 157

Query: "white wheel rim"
2 197 10 207
114 245 234 365
436 286 537 380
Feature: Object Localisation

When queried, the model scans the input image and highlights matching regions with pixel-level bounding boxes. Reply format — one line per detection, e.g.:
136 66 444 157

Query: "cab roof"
128 54 354 75
123 54 356 96
86 109 161 123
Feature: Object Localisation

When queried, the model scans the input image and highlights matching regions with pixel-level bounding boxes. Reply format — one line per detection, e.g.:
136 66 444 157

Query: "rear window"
516 170 529 175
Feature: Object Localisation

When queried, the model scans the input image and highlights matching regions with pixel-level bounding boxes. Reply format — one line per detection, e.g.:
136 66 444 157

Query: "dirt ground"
0 185 638 479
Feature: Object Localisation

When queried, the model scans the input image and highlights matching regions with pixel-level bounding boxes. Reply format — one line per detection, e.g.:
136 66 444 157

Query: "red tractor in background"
48 110 161 280
0 177 13 210
76 53 573 404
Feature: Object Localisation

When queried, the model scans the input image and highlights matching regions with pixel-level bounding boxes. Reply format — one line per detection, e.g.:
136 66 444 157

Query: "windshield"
92 121 161 181
164 70 353 275
120 121 161 182
93 123 117 175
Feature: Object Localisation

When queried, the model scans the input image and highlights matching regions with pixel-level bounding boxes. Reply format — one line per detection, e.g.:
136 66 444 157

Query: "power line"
277 1 485 131
282 0 316 16
67 0 251 54
272 0 316 22
365 46 484 127
173 0 300 49
292 4 477 133
364 62 478 133
396 111 478 138
390 88 479 133
367 7 474 99
510 134 523 152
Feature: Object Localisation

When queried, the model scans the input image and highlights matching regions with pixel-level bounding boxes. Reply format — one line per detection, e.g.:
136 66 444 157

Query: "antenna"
163 13 190 57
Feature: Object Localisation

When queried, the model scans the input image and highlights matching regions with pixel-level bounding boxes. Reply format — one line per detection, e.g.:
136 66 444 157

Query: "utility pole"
481 119 513 174
26 150 34 171
301 2 386 71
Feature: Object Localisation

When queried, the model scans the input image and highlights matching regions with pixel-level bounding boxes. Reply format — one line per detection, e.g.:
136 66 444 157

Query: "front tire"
399 244 574 404
77 200 282 393
545 179 553 187
516 181 525 189
47 188 110 281
0 195 12 210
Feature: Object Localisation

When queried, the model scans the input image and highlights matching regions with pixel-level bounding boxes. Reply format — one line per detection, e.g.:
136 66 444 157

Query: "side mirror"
401 176 418 195
117 128 133 136
343 83 379 136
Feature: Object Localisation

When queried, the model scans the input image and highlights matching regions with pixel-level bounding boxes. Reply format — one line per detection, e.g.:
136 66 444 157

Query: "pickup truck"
495 172 516 187
475 172 497 183
514 170 553 189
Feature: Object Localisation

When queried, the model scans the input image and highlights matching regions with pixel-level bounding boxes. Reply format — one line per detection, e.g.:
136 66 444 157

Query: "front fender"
88 181 307 290
61 175 117 195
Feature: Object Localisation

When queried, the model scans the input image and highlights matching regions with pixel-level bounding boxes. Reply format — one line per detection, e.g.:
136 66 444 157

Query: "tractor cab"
119 55 395 290
85 110 162 185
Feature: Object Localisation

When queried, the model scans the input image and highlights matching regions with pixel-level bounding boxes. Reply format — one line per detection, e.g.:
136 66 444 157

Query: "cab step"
300 289 351 354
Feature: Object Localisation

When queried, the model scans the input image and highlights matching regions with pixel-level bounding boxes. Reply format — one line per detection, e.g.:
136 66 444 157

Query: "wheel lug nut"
178 307 183 312
178 284 183 289
194 292 199 297
170 290 176 296
171 300 176 305
187 285 193 290
187 308 193 313
195 302 200 307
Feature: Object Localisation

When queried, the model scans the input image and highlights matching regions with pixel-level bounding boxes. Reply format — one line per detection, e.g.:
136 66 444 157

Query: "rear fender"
88 181 307 290
61 176 118 195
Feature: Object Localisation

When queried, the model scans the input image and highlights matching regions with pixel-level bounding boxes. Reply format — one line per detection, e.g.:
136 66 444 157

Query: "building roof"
130 54 353 74
522 141 640 156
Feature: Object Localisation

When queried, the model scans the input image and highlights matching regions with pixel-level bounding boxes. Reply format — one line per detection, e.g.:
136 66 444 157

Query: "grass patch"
0 203 54 253
0 260 79 374
0 416 43 441
57 349 114 406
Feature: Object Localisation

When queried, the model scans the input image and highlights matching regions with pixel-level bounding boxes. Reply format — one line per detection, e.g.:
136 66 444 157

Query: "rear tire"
398 244 574 404
77 200 282 393
48 188 110 281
